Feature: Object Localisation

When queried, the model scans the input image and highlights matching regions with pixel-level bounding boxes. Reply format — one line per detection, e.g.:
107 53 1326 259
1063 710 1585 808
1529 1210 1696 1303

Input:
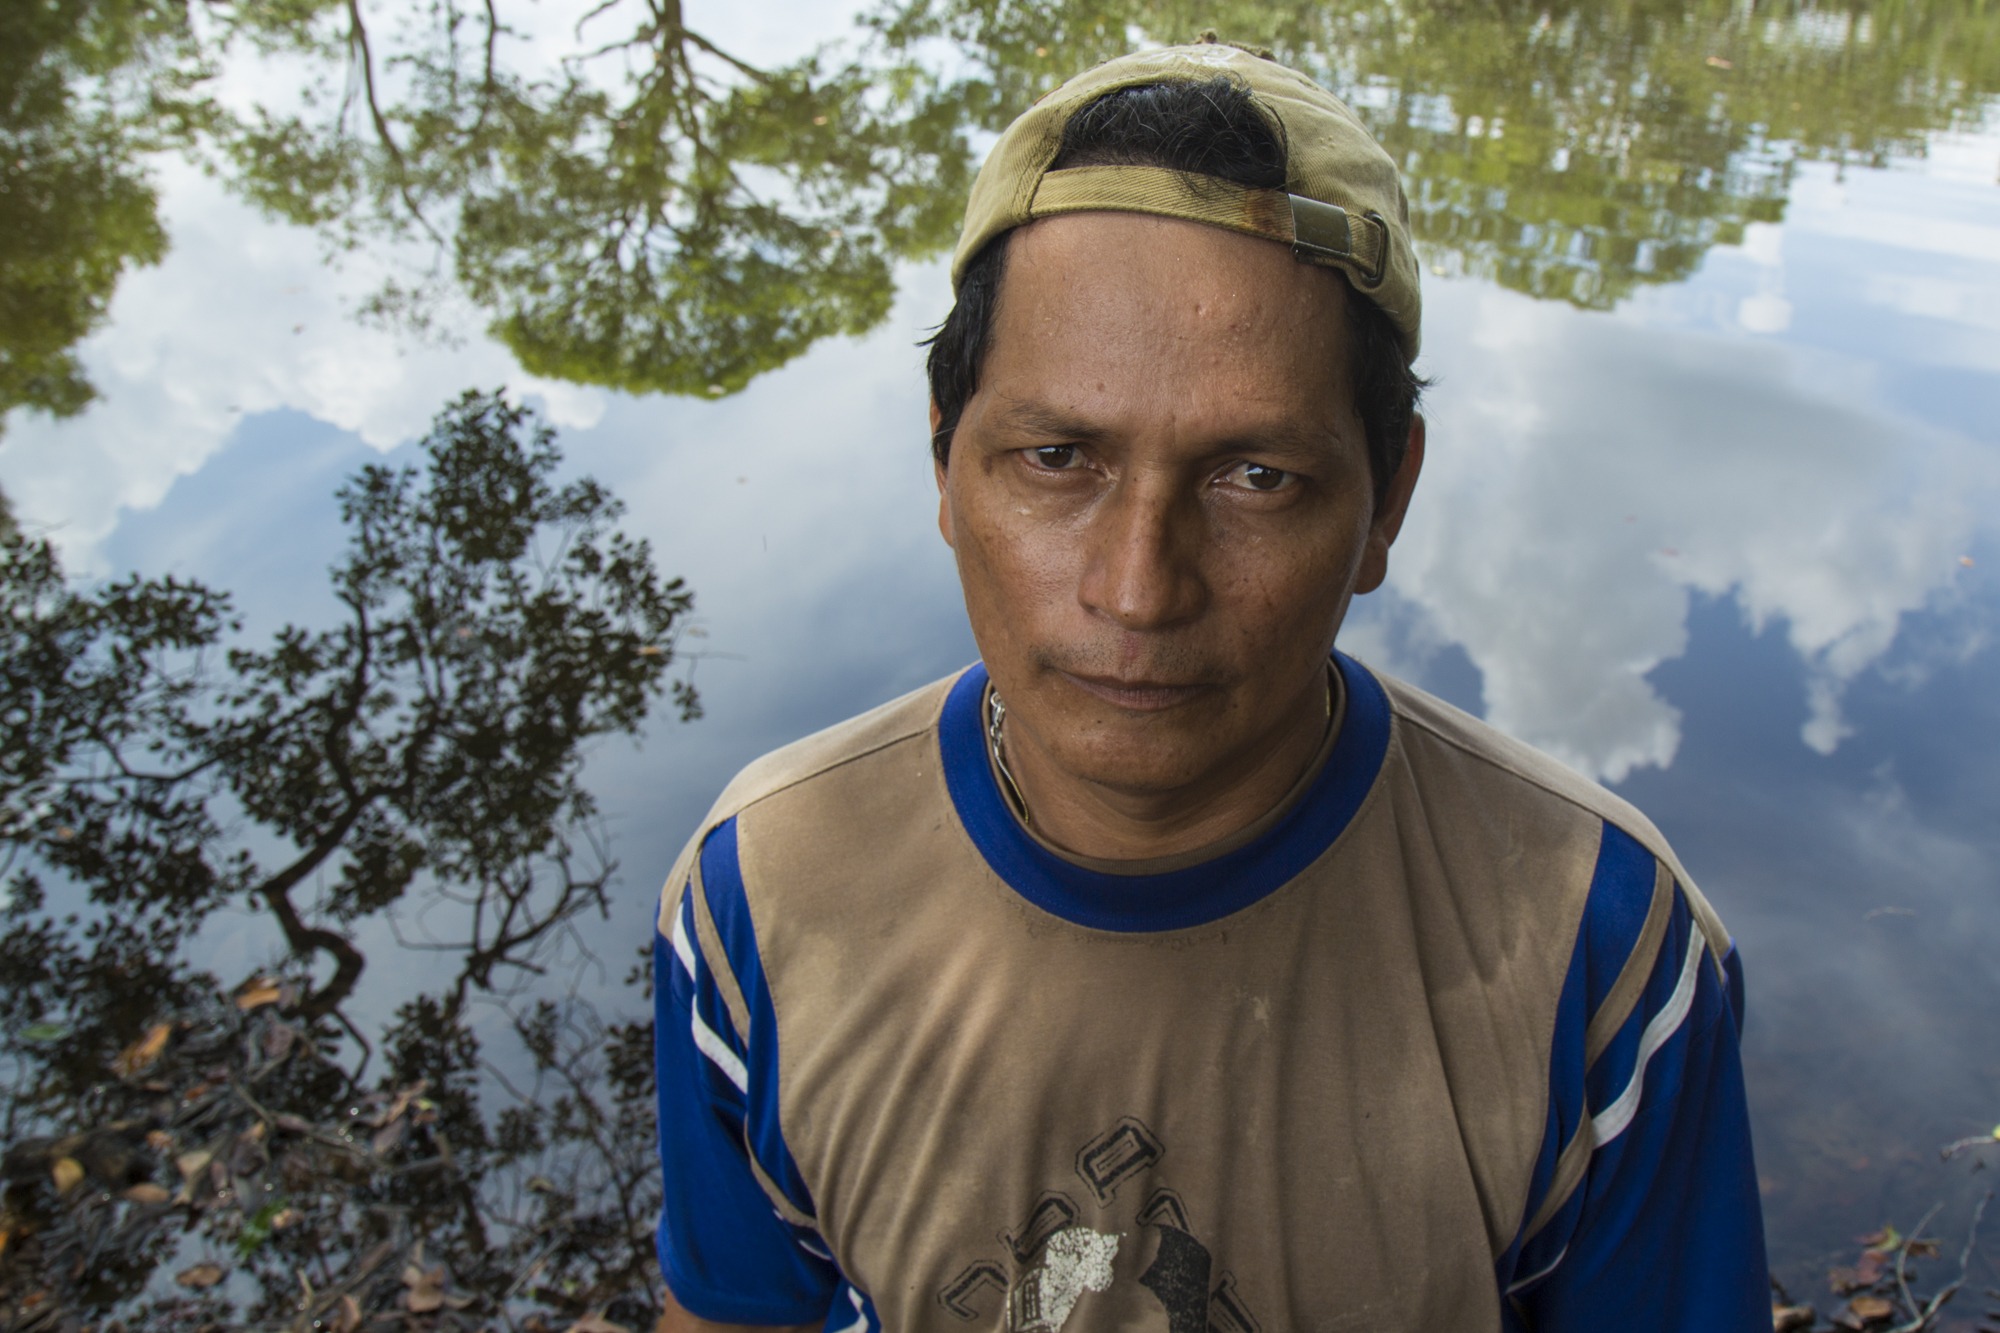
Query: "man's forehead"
979 390 1348 461
998 214 1351 354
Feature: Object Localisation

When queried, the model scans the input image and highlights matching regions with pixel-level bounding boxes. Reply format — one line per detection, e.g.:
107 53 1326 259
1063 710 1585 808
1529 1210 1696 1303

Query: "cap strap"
1029 165 1387 286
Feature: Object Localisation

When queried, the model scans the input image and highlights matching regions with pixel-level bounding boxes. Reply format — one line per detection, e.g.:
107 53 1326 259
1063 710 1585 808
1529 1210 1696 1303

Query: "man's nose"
1076 473 1209 632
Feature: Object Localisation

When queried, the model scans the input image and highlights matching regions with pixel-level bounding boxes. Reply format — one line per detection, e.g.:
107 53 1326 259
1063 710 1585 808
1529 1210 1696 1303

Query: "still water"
6 0 2000 1301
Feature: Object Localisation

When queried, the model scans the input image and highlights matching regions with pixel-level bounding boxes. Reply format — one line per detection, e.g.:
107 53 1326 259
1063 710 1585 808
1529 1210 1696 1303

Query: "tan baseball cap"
951 37 1423 361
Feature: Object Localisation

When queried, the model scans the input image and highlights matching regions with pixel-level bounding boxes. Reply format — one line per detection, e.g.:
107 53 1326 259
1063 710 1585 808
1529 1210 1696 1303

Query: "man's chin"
1034 731 1225 800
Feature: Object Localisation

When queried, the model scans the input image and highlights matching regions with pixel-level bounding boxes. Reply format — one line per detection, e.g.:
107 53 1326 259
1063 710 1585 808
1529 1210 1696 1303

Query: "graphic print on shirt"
935 1117 1261 1333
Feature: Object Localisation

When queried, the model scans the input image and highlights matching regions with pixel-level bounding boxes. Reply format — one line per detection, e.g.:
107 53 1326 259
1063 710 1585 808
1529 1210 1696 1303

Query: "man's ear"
1354 412 1425 596
931 400 954 548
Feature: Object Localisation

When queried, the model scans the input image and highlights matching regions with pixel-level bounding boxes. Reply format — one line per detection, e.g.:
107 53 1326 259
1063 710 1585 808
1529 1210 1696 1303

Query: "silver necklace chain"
986 689 1029 819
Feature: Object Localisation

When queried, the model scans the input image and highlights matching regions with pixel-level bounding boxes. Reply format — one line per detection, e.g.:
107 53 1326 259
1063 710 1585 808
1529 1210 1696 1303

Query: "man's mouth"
1056 670 1209 713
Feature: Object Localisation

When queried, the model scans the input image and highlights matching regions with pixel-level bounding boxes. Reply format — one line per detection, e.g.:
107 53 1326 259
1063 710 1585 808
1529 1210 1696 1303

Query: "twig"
344 0 448 247
1896 1202 1944 1319
1891 1192 1993 1332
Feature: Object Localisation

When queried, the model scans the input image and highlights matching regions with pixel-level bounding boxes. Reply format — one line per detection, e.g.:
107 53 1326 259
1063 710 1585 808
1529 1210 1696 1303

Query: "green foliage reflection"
4 0 1997 421
0 0 208 432
879 0 2000 309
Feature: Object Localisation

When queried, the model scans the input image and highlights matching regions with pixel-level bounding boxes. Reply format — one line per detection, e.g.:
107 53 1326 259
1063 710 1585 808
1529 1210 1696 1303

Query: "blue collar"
939 652 1392 933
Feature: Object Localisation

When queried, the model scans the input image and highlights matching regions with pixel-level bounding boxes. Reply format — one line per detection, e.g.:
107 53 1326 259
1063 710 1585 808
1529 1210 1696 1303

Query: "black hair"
924 77 1426 506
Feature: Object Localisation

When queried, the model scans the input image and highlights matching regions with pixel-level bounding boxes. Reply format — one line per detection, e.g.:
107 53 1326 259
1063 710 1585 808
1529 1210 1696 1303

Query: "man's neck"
999 673 1334 863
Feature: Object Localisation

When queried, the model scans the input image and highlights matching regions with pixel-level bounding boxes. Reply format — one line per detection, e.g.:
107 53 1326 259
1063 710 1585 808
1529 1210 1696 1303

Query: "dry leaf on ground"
115 1023 173 1076
1848 1294 1894 1322
234 979 284 1011
175 1262 225 1288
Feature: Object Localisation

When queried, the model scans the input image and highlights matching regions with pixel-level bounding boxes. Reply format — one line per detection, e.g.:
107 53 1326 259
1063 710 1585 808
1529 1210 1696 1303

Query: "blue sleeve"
1498 823 1768 1331
654 819 846 1326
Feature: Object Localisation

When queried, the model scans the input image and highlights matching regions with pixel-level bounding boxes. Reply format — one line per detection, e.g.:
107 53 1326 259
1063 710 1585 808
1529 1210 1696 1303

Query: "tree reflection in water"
2 0 1999 1325
1 393 694 1329
4 0 1997 434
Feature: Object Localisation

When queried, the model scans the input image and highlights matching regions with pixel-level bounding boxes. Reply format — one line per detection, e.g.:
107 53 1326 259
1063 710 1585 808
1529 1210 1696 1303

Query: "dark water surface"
6 0 2000 1303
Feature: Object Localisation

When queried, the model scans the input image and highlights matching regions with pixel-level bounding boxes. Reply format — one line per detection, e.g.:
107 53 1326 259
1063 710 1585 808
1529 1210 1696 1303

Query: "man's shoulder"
704 676 960 832
655 671 962 929
1371 664 1733 957
1376 669 1667 849
711 671 959 821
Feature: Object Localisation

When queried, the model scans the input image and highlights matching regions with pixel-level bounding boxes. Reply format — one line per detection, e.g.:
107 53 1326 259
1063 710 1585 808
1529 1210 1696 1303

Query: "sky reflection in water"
5 0 2000 1291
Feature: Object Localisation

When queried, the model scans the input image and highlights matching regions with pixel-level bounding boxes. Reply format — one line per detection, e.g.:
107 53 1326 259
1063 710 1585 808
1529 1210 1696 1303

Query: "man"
652 37 1767 1333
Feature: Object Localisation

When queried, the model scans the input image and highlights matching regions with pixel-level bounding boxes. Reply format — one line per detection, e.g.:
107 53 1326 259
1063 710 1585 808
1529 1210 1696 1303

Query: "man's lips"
1057 670 1210 712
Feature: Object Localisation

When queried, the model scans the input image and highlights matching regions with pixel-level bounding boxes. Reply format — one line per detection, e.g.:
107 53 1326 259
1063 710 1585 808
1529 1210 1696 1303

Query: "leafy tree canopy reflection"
877 0 2000 309
4 0 1996 432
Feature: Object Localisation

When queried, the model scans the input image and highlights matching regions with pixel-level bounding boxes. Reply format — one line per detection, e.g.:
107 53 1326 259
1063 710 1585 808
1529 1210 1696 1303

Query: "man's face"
936 211 1421 802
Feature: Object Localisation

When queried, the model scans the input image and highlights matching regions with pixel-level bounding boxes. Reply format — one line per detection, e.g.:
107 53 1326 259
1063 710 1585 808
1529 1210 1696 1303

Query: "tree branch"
345 0 448 247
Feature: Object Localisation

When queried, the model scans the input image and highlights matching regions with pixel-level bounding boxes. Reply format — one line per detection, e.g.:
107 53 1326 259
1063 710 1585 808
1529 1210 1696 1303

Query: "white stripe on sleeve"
672 897 749 1093
670 901 698 978
691 1007 749 1094
1590 930 1705 1149
828 1288 868 1333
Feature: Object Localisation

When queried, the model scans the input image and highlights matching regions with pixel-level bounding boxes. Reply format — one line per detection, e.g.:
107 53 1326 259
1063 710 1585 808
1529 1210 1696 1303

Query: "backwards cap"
951 38 1423 361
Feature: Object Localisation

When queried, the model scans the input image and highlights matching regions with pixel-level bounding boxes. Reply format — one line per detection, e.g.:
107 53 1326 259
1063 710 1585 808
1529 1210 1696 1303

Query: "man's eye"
1223 462 1297 493
1029 445 1081 470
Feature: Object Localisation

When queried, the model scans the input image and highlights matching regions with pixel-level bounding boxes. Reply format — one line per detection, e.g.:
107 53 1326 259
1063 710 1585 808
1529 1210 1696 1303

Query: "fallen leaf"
275 1113 312 1134
51 1158 84 1192
176 1148 213 1181
332 1294 363 1333
19 1022 68 1043
115 1023 173 1076
235 979 284 1012
1848 1294 1894 1322
1906 1236 1940 1258
1773 1305 1815 1332
1705 54 1734 68
1854 1248 1886 1283
403 1262 446 1312
123 1183 171 1204
371 1117 408 1156
146 1130 172 1150
271 1207 298 1229
176 1262 226 1288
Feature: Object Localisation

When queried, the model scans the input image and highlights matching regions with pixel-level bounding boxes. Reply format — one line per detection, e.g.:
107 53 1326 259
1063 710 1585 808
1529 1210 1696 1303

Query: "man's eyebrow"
987 400 1340 460
986 400 1112 443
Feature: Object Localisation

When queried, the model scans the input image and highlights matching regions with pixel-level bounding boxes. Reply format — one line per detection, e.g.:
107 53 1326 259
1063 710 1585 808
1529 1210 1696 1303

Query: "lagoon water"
5 0 2000 1297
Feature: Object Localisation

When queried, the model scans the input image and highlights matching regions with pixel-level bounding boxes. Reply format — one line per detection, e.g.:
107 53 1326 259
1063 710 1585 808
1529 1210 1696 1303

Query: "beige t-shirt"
654 654 1749 1332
